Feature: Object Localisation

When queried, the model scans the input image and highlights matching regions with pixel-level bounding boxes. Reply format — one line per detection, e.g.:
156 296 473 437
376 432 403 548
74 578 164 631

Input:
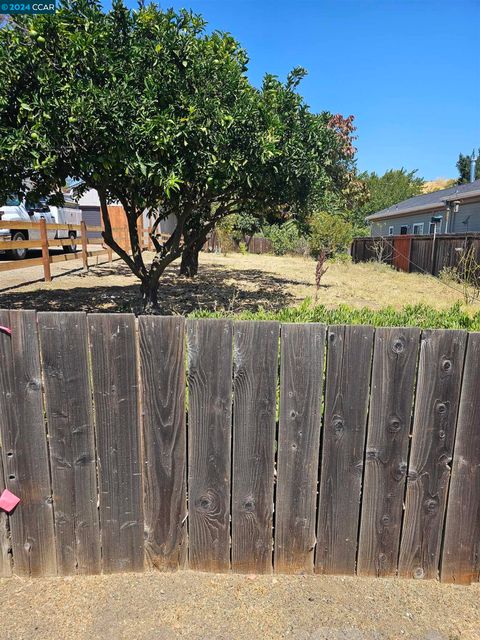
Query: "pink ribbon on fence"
0 326 12 337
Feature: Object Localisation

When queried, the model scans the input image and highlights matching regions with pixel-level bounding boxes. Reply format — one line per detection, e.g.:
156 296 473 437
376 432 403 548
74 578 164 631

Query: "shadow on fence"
0 311 479 583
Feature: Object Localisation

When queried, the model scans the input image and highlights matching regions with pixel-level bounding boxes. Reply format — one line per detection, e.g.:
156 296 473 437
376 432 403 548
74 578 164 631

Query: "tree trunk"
179 241 201 277
141 280 159 314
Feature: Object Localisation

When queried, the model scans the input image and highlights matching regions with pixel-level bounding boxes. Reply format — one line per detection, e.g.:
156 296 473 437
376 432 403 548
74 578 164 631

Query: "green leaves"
308 211 354 258
0 0 357 302
358 169 425 220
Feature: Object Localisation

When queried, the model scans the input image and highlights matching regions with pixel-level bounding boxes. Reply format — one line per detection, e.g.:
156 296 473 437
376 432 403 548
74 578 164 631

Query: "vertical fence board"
275 323 325 574
316 325 374 575
352 234 480 277
0 309 56 576
139 316 187 570
0 311 479 581
398 329 467 579
187 319 233 572
38 312 101 575
232 321 279 574
0 446 11 577
357 327 420 576
88 314 143 573
441 332 480 584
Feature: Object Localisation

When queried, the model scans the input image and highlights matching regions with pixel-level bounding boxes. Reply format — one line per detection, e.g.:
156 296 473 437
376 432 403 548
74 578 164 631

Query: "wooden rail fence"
0 220 171 283
0 219 113 282
0 312 479 583
351 233 480 276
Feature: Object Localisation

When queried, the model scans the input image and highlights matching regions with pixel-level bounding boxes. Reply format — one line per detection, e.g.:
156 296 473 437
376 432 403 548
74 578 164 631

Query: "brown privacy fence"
245 235 273 254
202 233 273 254
0 311 479 583
351 233 480 276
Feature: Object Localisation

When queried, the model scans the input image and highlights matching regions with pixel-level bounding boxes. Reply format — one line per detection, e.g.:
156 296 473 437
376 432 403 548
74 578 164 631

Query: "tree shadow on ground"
0 261 301 315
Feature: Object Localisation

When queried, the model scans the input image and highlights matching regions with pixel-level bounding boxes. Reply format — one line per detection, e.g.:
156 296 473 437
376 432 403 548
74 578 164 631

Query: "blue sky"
126 0 479 180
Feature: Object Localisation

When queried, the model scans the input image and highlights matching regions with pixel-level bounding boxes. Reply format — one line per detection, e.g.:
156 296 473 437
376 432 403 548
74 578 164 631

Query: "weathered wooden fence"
245 235 273 254
0 311 479 583
202 233 273 255
351 233 480 276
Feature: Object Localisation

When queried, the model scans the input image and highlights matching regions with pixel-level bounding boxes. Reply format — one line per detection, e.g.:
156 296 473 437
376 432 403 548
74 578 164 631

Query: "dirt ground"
0 571 478 640
0 253 478 640
0 250 474 315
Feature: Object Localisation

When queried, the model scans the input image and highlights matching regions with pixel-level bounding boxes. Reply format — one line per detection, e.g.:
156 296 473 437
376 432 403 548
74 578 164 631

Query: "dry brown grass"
202 252 478 312
0 250 475 315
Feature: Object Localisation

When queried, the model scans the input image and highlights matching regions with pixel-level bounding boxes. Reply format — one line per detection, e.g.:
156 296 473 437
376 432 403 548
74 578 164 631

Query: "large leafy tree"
310 115 369 233
0 0 354 310
357 168 424 223
457 149 480 184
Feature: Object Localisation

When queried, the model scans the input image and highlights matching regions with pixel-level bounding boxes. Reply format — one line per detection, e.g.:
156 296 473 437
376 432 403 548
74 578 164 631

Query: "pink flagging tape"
0 489 20 513
0 326 11 336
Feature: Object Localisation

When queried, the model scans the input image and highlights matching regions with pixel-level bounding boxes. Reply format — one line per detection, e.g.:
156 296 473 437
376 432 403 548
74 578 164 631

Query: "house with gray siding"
367 179 480 236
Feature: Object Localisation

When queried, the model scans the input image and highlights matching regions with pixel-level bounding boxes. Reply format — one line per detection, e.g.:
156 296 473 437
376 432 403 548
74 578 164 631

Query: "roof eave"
367 190 480 222
366 201 445 221
443 189 480 203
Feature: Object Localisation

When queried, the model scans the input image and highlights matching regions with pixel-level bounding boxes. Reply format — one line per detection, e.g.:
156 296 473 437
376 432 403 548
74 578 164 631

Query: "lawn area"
205 252 469 312
0 250 473 318
0 249 474 317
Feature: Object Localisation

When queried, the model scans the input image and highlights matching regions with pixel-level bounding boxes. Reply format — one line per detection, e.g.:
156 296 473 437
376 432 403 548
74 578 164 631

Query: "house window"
400 225 408 235
388 226 394 235
412 223 424 235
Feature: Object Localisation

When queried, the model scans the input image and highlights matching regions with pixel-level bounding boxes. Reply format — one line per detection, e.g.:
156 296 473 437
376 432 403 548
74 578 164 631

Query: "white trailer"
0 196 82 259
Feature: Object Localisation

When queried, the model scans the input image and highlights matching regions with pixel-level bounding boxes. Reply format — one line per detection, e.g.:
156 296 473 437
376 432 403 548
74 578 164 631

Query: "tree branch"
98 188 145 281
118 196 148 279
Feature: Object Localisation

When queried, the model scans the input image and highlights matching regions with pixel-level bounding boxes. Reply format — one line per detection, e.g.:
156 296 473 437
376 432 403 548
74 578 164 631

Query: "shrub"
308 211 353 258
439 266 460 286
330 252 352 265
216 216 238 255
264 221 306 256
456 246 480 305
439 249 480 306
189 300 478 330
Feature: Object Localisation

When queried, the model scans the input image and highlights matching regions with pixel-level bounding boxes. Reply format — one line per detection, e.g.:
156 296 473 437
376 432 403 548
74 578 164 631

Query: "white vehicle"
0 196 82 259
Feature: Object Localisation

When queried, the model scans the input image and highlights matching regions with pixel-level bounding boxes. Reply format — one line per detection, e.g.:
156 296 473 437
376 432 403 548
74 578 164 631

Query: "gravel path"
0 571 478 640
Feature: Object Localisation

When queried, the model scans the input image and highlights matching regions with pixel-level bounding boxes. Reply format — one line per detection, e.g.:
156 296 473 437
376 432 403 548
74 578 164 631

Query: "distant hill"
422 178 456 193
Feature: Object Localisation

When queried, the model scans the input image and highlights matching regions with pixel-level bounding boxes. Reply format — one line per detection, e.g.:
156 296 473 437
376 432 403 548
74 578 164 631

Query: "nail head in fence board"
357 327 420 577
0 309 56 576
275 323 325 574
398 329 467 580
187 319 233 572
139 316 187 570
316 325 374 575
232 321 279 574
441 332 480 584
0 447 12 577
38 312 101 575
88 313 144 573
